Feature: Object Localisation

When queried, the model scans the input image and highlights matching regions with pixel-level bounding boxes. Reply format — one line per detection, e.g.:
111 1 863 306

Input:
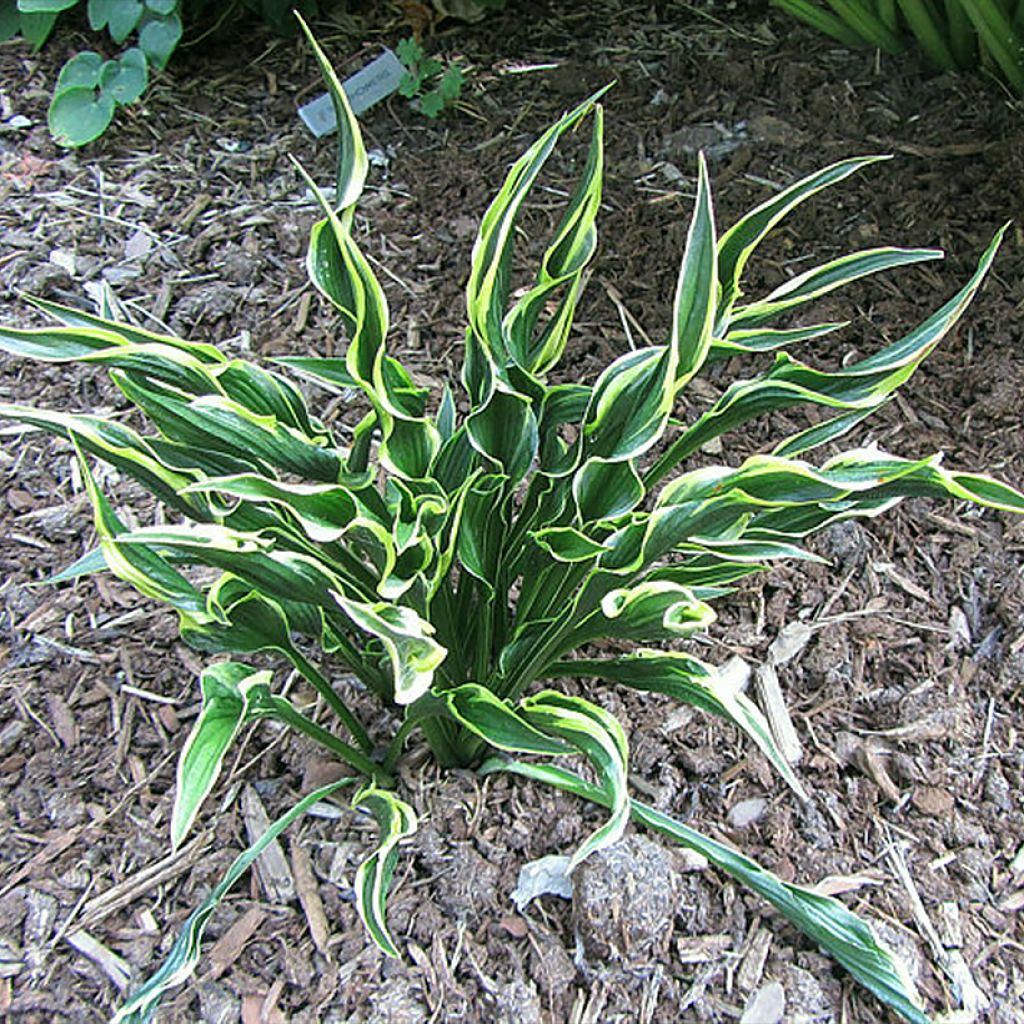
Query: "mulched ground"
1 1 1023 1021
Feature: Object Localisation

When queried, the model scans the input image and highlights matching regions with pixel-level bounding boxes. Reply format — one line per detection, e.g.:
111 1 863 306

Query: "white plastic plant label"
299 48 405 136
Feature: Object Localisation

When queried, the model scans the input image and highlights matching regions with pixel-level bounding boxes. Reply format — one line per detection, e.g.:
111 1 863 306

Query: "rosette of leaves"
0 0 183 146
2 19 1022 1024
396 35 466 117
0 0 321 146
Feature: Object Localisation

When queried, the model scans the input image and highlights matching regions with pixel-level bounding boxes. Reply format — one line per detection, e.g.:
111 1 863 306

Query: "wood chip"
676 933 732 963
739 980 785 1024
208 906 266 980
46 693 78 749
754 662 803 766
736 925 772 992
241 785 296 904
65 929 132 993
290 838 330 956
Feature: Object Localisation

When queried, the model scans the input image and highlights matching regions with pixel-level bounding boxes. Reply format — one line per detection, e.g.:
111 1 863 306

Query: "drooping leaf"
352 784 418 958
547 650 807 799
483 760 928 1024
113 779 356 1024
170 663 268 849
519 691 630 869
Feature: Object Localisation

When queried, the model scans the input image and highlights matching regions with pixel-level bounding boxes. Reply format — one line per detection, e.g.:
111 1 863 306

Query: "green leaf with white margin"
572 456 644 523
26 293 226 363
352 783 418 958
581 346 673 462
170 663 267 849
466 385 538 483
670 151 717 391
710 321 847 360
580 581 716 644
466 87 610 370
648 225 1007 487
727 246 942 330
481 760 927 1024
74 443 211 619
332 593 446 704
441 682 572 756
113 778 356 1024
545 650 807 799
531 526 608 562
520 691 629 870
0 403 211 520
503 107 604 377
296 13 367 212
715 155 888 327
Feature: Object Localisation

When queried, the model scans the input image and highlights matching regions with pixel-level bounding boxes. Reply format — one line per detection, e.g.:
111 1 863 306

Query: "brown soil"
1 2 1023 1022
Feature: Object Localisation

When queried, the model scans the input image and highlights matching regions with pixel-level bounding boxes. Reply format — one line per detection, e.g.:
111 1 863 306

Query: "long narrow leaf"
482 760 928 1024
113 779 356 1024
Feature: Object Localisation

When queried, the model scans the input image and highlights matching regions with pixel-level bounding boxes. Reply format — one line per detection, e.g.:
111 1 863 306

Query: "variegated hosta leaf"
111 523 352 611
715 155 888 327
504 109 604 378
572 455 644 523
352 783 418 958
483 760 928 1024
466 87 609 379
332 593 446 704
0 404 211 520
296 14 367 212
581 347 673 463
182 575 374 755
727 246 942 329
670 151 717 390
441 682 572 756
171 663 270 849
546 650 807 799
114 779 355 1024
442 684 629 870
466 385 539 483
710 321 847 361
649 225 1006 486
592 581 716 643
75 446 210 620
112 370 344 481
520 691 629 869
18 293 224 362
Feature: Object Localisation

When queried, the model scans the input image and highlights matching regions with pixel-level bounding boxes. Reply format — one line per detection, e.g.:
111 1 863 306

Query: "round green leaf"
145 0 176 12
48 85 115 147
137 11 181 70
56 51 103 90
99 47 148 105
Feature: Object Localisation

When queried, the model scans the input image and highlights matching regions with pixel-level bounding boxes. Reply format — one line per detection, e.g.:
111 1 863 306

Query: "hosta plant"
3 21 1022 1024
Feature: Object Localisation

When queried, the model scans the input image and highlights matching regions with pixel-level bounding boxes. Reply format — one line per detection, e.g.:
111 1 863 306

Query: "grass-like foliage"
2 19 1021 1024
773 0 1024 94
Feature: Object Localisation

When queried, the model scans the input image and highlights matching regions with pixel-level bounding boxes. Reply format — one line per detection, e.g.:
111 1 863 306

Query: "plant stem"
289 648 375 754
266 698 391 786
